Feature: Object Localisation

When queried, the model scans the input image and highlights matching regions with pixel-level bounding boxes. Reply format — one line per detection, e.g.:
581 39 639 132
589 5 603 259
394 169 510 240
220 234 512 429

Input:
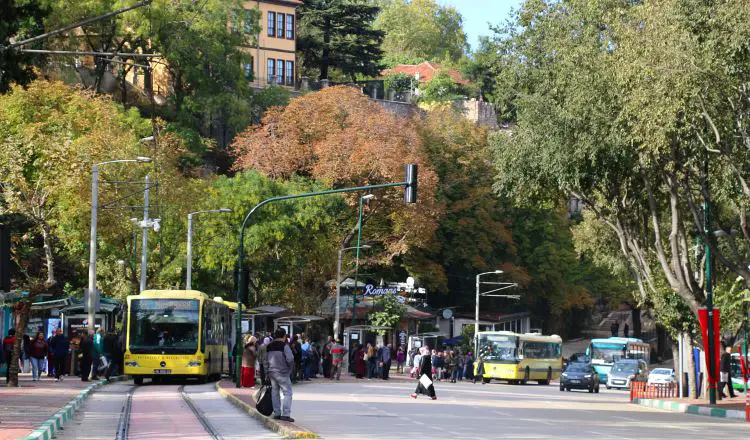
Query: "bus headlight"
125 361 139 367
187 360 202 367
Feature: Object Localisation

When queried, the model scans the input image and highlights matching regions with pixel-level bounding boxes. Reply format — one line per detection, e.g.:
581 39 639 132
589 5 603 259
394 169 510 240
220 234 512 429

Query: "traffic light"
404 164 418 204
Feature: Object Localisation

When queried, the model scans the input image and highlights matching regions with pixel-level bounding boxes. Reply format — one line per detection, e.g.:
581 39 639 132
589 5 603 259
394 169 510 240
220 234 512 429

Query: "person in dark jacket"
719 345 736 398
79 331 94 381
411 346 436 400
48 329 70 381
3 329 16 384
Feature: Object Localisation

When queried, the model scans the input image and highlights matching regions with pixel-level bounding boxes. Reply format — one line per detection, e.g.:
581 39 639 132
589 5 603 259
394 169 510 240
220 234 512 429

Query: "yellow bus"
476 331 563 385
124 290 231 385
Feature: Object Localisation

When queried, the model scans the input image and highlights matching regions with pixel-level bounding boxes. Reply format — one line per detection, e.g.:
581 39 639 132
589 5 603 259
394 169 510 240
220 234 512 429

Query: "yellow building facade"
242 0 302 88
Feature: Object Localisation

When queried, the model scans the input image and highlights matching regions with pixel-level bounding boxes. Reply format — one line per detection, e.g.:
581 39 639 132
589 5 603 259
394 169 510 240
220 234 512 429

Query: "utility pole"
140 175 150 293
704 158 717 405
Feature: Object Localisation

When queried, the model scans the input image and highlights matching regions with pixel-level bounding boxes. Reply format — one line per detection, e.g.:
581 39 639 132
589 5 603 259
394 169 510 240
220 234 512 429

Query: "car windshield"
612 363 638 374
590 343 626 363
478 334 518 362
651 368 672 375
566 364 590 373
129 299 200 354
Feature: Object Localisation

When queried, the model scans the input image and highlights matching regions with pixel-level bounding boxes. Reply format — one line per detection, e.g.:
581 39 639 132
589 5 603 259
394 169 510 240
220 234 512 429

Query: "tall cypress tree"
297 0 384 81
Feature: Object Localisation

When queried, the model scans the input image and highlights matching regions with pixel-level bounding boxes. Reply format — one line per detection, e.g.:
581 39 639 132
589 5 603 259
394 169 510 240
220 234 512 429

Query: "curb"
19 375 129 440
633 398 748 422
215 382 319 439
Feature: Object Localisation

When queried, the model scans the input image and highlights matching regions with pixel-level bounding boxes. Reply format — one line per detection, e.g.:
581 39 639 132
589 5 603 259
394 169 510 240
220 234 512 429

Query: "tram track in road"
179 384 224 440
115 384 136 440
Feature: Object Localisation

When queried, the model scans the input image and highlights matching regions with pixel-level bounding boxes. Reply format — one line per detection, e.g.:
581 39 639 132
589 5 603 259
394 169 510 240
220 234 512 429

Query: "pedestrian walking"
411 349 422 378
241 335 257 388
79 331 93 381
411 347 437 400
473 357 485 384
290 335 301 383
623 323 630 338
29 331 48 381
330 337 345 380
263 328 295 422
719 345 737 399
3 329 15 384
105 331 124 380
396 346 406 374
48 329 69 381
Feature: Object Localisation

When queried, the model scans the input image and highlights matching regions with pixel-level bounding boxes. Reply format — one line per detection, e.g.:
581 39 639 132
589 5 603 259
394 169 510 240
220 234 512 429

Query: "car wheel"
606 385 611 390
566 387 571 392
559 385 565 392
588 385 594 393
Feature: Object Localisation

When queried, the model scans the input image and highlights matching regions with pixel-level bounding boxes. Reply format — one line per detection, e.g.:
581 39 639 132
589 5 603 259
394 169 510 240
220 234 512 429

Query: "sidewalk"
633 394 749 422
0 373 108 440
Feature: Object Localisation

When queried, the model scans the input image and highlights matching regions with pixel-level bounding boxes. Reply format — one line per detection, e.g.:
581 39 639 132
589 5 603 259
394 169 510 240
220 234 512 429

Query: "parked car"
560 362 600 393
607 359 648 390
647 368 676 386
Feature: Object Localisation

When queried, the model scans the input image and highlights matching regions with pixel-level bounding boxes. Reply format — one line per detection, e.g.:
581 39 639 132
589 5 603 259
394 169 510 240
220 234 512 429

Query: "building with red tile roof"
381 61 470 85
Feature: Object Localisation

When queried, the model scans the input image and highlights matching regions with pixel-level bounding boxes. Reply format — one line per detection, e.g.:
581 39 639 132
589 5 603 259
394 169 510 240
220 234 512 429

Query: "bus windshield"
478 334 518 362
590 343 626 364
129 299 200 354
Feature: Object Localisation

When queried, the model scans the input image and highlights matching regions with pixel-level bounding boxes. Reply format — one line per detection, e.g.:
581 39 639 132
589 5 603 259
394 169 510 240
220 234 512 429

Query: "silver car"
606 359 648 390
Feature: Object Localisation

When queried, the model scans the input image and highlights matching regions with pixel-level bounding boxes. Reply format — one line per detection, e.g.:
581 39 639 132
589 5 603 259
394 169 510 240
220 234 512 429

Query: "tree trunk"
321 17 331 80
39 218 56 288
630 306 642 338
8 300 31 387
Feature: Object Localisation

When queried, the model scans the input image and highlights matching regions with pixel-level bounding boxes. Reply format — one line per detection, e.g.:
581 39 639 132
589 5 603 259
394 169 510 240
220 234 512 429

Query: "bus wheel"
482 377 491 384
522 367 530 384
133 376 143 385
538 367 552 385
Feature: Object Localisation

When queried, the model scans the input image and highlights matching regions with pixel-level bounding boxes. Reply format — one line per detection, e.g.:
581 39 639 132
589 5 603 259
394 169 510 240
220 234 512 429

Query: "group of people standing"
1 327 124 384
409 348 476 383
350 342 395 380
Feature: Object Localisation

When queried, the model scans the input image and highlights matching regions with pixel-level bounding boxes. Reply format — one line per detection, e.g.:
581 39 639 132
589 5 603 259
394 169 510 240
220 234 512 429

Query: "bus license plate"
154 369 171 374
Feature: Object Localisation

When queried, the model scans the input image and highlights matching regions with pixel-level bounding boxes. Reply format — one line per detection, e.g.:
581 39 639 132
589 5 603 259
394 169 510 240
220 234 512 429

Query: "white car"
647 368 676 385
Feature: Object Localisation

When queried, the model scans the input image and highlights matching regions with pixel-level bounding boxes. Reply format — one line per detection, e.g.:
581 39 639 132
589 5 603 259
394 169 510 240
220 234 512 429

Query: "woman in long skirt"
355 344 367 379
411 347 436 400
241 335 257 387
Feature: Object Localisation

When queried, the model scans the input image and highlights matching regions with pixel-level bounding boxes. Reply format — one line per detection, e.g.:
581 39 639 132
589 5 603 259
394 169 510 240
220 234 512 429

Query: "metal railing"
630 381 679 401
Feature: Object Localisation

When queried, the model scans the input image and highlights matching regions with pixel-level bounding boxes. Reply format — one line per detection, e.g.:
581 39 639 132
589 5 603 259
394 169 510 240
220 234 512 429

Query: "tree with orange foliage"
231 86 441 261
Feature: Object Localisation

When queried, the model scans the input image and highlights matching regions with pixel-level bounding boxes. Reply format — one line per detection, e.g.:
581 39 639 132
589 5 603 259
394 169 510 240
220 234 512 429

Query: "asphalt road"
290 379 750 439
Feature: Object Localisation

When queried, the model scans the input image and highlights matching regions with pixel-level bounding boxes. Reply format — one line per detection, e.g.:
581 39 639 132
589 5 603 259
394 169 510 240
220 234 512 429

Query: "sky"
437 0 523 52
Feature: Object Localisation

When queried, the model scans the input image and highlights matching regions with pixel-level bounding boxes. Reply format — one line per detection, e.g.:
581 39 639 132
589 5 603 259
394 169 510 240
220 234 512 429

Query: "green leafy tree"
0 0 49 93
368 293 407 335
375 0 468 65
383 72 415 93
196 171 348 311
297 0 384 81
418 71 462 102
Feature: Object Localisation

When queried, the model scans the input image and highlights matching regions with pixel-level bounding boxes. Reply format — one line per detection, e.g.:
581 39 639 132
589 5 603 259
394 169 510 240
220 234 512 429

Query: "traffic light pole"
234 165 418 387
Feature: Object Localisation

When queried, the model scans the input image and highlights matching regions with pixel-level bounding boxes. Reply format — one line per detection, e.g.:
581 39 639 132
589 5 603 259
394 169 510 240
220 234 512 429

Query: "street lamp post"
351 194 375 327
87 157 151 331
186 208 232 290
474 270 519 352
335 245 371 338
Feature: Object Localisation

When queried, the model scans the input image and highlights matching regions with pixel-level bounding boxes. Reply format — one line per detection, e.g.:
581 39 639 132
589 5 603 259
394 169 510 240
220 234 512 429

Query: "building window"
277 59 284 84
277 13 284 38
285 60 294 86
267 12 275 37
267 59 275 83
244 62 252 80
286 14 294 39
